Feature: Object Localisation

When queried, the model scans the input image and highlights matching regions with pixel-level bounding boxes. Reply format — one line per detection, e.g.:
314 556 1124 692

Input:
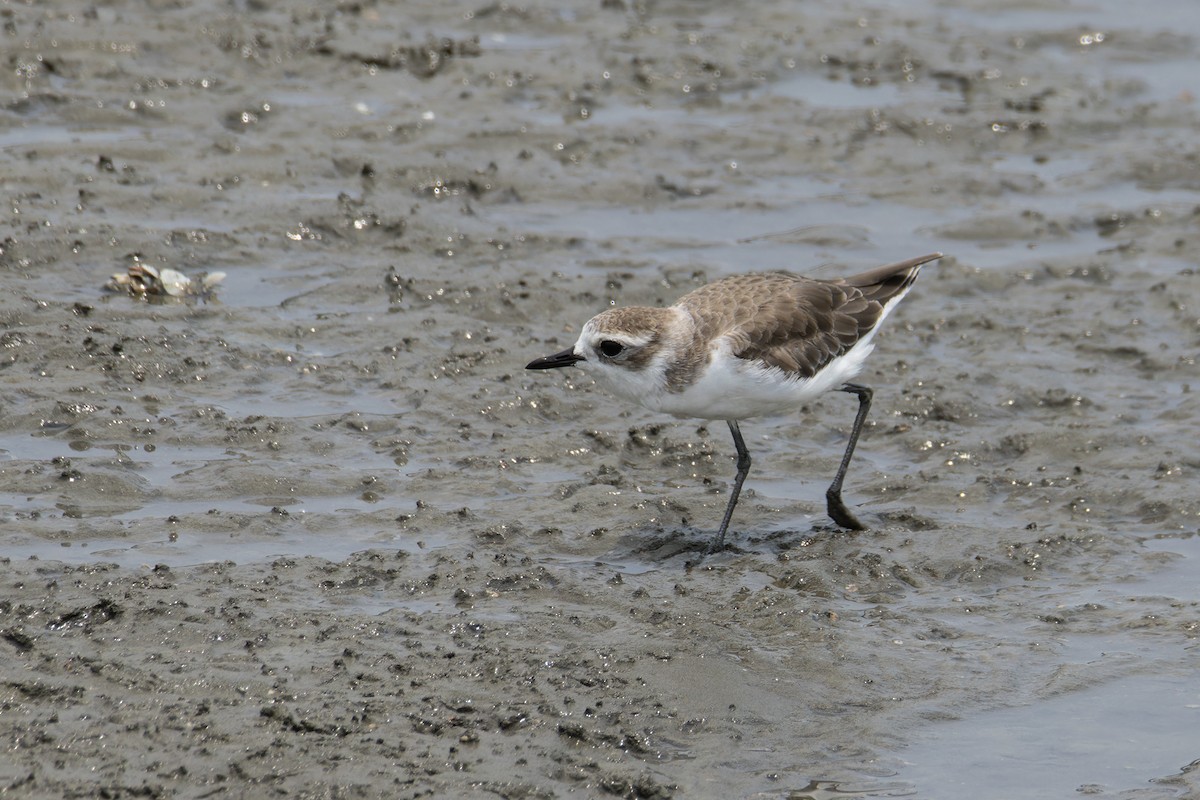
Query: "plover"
527 252 941 553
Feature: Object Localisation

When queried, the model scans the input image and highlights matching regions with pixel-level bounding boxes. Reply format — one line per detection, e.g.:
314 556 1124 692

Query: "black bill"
526 347 584 370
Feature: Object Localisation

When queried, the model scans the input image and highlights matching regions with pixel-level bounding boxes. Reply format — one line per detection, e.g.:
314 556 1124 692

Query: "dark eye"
599 340 625 358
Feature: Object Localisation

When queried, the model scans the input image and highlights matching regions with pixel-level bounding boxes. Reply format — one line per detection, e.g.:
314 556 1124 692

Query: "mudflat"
2 1 1198 798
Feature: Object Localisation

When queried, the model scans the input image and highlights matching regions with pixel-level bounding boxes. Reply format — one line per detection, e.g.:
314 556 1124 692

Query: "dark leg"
826 383 872 530
708 419 752 553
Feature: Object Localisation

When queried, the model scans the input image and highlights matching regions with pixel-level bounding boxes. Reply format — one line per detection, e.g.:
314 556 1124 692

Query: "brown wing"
677 253 937 379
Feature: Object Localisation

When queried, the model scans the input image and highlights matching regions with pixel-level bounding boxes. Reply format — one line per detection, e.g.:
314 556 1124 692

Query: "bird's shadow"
611 507 938 569
614 521 838 569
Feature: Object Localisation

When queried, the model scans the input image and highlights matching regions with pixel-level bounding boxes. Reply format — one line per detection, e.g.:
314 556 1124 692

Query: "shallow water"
902 671 1200 799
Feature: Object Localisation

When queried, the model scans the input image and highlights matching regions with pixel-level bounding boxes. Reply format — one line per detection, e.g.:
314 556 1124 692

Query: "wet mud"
2 0 1199 798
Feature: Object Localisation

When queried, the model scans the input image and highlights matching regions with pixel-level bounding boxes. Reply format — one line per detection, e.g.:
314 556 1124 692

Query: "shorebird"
527 252 941 552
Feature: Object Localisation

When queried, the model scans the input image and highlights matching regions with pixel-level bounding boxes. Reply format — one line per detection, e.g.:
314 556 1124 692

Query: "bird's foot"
703 532 728 555
826 491 867 531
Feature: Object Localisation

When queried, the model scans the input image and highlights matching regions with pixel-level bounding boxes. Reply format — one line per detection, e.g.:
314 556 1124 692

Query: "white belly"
644 340 873 420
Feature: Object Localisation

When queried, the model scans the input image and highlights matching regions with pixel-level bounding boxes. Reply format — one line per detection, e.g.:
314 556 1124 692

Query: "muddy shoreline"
3 1 1199 797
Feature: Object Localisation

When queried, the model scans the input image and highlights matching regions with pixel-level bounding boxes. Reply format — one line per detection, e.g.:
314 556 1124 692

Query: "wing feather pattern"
674 253 937 381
